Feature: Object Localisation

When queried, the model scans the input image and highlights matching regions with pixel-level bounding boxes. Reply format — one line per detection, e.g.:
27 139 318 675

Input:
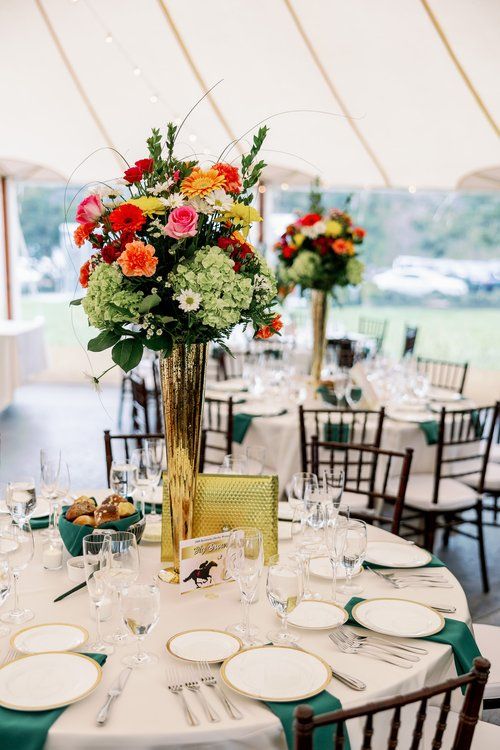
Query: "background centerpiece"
74 123 281 581
274 184 365 384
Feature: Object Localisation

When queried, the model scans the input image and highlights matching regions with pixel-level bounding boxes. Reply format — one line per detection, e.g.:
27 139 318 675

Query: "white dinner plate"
352 598 444 638
386 408 434 424
309 556 362 580
30 498 51 519
287 600 348 630
237 404 286 417
365 542 432 568
166 629 242 663
12 623 88 654
428 387 461 402
221 646 331 702
0 652 102 711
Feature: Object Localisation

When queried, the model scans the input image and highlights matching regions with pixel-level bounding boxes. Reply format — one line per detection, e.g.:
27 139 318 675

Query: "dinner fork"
329 631 412 669
184 669 220 723
337 626 427 656
366 565 452 589
166 669 199 726
198 661 243 719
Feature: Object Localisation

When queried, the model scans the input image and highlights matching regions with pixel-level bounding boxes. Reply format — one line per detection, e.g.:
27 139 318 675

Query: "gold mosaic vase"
159 343 207 583
310 289 328 386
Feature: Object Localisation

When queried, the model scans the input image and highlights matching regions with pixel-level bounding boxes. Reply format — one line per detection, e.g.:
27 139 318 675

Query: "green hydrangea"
288 251 321 288
346 257 364 286
252 252 277 305
169 246 253 330
82 263 144 329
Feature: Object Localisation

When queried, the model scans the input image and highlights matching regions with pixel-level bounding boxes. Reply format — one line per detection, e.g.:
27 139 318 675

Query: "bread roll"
72 495 96 507
94 504 120 526
102 493 126 507
73 514 95 527
117 501 136 518
66 500 96 521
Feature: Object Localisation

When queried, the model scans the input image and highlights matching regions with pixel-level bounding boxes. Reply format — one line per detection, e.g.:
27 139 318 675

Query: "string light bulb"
105 33 113 44
133 67 141 76
258 184 267 194
281 182 289 191
150 94 159 104
408 185 416 194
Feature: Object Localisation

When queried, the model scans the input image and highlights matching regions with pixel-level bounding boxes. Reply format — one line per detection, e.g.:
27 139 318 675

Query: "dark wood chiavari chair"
326 338 356 368
293 657 491 750
400 402 499 593
311 438 413 535
402 325 418 357
359 316 388 353
199 396 234 472
416 356 468 394
130 375 152 433
211 346 243 381
299 405 385 474
103 430 164 486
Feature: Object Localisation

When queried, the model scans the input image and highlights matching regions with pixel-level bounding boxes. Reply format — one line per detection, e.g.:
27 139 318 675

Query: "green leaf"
69 298 83 306
146 332 173 354
111 338 144 372
138 293 161 313
107 303 135 320
88 330 121 353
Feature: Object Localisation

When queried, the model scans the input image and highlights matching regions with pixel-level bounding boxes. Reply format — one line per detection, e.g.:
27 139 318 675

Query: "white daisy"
148 179 174 195
190 196 215 215
203 189 233 212
161 193 188 209
87 182 121 199
176 289 202 312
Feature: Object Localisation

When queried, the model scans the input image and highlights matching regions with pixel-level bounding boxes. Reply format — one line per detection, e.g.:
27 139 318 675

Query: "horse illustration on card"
179 532 230 594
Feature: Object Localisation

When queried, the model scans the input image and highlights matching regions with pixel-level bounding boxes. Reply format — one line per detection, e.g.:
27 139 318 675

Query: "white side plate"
287 600 348 630
166 629 241 663
12 623 88 654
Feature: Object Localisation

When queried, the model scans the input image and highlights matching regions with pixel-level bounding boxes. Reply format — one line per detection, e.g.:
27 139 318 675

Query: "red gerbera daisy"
109 204 146 233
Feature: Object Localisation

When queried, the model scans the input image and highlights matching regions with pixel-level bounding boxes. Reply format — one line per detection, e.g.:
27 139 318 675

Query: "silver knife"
96 667 132 726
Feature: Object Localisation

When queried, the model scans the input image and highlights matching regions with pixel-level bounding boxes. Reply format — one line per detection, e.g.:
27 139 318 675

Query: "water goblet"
82 533 114 655
0 519 35 624
323 510 348 603
121 583 160 668
288 472 319 537
340 520 367 596
144 438 166 520
110 461 138 499
322 469 345 512
104 531 140 645
266 554 303 645
225 527 264 645
220 455 248 475
6 478 36 523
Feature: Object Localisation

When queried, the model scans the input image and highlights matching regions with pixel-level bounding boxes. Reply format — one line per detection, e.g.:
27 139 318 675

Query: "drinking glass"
82 533 114 655
266 554 303 645
324 511 348 602
295 503 325 600
340 520 367 595
104 531 140 645
0 558 12 636
288 472 319 537
322 469 345 512
40 449 61 538
110 461 138 499
0 519 35 624
144 438 166 520
6 478 36 523
121 583 160 668
50 462 71 539
245 446 266 475
220 455 248 475
225 527 264 645
130 449 150 517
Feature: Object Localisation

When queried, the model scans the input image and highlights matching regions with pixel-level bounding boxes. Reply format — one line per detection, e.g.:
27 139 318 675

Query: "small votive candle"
42 538 63 571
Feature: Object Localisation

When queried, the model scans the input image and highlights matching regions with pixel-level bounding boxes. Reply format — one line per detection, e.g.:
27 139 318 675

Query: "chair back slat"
387 706 401 749
200 397 234 471
334 721 346 750
403 326 418 357
103 430 164 486
359 316 388 352
430 689 451 750
409 698 428 750
362 714 374 750
416 356 468 394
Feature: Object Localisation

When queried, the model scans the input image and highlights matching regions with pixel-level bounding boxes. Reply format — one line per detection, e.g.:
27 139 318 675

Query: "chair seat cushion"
424 707 500 749
390 474 479 511
465 463 500 493
473 623 500 700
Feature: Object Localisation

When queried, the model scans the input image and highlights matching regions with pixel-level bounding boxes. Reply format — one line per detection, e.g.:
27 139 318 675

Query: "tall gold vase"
159 343 207 583
310 289 328 386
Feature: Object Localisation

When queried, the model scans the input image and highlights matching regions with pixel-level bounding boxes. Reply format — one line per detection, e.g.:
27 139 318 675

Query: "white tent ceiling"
0 0 499 189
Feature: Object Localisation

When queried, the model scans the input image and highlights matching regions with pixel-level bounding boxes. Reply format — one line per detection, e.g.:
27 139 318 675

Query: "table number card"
179 532 230 595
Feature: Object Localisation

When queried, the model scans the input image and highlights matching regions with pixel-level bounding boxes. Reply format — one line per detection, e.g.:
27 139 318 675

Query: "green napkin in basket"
233 409 287 444
265 690 350 750
58 508 142 557
345 597 481 680
0 653 107 750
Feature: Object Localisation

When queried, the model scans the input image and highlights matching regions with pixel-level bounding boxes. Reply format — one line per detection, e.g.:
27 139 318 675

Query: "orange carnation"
74 222 95 247
117 240 158 277
213 162 241 194
256 315 283 340
181 168 225 198
333 239 354 256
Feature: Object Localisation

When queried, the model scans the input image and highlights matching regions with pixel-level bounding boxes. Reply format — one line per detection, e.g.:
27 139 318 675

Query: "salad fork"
184 670 220 723
337 626 428 656
166 669 199 726
329 630 412 669
198 661 243 719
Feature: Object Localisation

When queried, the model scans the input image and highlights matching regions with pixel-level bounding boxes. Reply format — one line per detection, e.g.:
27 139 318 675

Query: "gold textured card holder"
161 473 279 564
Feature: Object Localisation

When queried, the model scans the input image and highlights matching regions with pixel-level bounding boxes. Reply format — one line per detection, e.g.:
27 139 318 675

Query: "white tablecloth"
0 318 47 411
1 491 472 750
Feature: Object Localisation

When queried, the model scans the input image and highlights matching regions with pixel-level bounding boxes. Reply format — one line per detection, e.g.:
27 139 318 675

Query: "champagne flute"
266 554 303 645
0 558 12 636
340 520 367 596
324 510 348 603
322 469 345 513
110 461 138 499
295 502 325 600
104 531 140 645
5 478 36 523
40 449 61 538
225 527 264 645
144 438 165 520
0 519 35 624
288 472 319 538
130 449 149 517
50 462 70 539
82 533 114 655
121 583 160 668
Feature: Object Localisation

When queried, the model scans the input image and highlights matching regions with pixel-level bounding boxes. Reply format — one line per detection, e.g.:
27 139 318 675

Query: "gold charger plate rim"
10 622 89 653
166 628 243 663
351 597 445 638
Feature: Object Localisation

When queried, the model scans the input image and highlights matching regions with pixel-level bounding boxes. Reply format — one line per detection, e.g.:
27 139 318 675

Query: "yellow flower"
291 232 305 249
222 203 262 237
125 197 166 216
325 220 342 238
181 168 225 198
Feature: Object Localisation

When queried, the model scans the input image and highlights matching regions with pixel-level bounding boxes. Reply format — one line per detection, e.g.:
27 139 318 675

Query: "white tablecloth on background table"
0 318 47 411
1 491 472 750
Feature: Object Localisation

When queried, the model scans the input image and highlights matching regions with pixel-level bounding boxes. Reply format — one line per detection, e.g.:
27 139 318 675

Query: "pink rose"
164 205 198 239
76 195 104 224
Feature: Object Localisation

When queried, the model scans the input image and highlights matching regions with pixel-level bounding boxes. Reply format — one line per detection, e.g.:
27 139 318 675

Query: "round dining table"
3 493 473 750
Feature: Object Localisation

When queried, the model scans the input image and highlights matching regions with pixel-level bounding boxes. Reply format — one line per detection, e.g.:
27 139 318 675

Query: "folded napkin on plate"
418 420 439 445
345 597 481 681
363 552 445 569
0 653 107 750
265 690 350 750
233 409 287 444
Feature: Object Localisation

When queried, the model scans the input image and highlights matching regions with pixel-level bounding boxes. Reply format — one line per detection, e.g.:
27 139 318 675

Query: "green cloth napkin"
323 422 351 443
0 653 107 750
364 553 445 569
419 420 439 445
58 508 142 557
30 516 49 530
316 386 362 407
345 597 481 681
233 409 287 444
265 690 350 750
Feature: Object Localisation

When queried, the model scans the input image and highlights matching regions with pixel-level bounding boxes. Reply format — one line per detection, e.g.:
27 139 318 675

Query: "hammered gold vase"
159 343 207 583
310 289 328 386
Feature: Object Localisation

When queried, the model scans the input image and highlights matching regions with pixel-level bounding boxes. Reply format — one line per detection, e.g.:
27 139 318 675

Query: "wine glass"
225 527 264 645
323 510 348 603
266 554 303 645
5 478 36 523
144 438 165 520
295 502 325 600
0 558 12 636
82 533 114 655
121 583 160 668
104 531 140 645
50 462 70 539
340 520 367 596
245 446 266 475
220 455 248 474
0 519 35 624
110 461 138 498
288 472 319 537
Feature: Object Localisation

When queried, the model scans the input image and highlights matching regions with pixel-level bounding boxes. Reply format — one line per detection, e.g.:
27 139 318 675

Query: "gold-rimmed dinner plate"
352 598 445 638
166 629 242 663
0 652 102 711
365 542 432 568
309 556 362 580
220 646 331 702
287 600 348 630
11 623 88 654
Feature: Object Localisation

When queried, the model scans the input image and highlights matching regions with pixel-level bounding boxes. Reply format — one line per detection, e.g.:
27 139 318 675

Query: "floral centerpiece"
274 187 365 383
73 123 280 580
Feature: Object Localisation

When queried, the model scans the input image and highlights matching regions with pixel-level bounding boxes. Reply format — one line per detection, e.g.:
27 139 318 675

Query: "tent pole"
1 176 13 320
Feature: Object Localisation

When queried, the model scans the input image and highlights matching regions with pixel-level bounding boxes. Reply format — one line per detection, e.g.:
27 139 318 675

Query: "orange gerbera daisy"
213 162 241 194
255 315 283 340
181 168 225 198
73 222 95 247
117 240 158 277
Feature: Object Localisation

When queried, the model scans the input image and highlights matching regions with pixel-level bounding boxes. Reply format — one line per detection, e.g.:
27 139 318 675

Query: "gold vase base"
158 567 179 584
